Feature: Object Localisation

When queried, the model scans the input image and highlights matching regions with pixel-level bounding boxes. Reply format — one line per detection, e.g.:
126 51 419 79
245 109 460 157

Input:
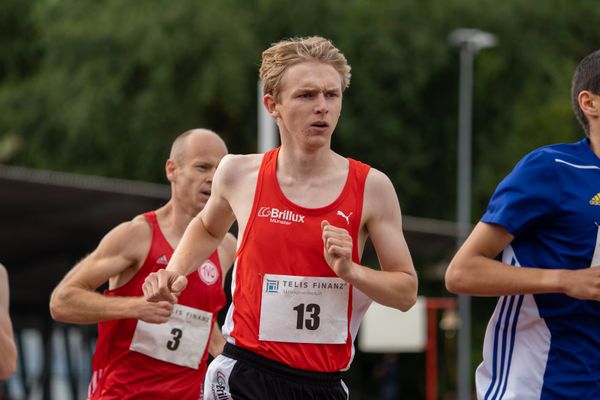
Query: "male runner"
143 37 418 400
51 129 236 399
446 49 600 399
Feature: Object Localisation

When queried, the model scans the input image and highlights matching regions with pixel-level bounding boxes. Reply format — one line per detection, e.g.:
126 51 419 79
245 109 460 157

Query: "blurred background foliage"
1 0 598 220
1 0 600 398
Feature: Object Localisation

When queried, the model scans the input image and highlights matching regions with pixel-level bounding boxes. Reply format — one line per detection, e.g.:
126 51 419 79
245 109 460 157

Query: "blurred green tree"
2 0 599 221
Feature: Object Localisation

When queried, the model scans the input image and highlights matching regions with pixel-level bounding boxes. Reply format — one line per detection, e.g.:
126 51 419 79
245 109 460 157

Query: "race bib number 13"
259 274 349 344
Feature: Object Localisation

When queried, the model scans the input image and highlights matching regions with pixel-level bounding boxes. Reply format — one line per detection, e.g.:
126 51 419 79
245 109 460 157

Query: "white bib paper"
130 304 212 369
259 274 349 344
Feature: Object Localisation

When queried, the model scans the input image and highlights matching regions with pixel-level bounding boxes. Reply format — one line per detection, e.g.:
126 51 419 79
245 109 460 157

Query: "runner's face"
174 135 227 214
274 61 343 148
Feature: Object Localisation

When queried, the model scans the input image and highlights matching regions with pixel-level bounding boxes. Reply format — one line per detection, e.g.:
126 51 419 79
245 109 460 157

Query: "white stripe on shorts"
203 354 237 400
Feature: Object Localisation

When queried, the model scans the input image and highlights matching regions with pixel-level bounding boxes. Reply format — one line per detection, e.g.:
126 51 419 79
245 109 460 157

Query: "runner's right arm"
446 221 600 300
50 218 173 324
0 265 17 380
143 156 237 303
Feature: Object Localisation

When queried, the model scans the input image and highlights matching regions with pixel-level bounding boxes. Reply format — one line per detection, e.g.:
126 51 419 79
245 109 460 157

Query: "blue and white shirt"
477 138 600 399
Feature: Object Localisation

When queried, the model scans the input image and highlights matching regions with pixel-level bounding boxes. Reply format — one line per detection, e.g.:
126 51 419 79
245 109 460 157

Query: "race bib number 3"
259 274 349 344
130 304 212 369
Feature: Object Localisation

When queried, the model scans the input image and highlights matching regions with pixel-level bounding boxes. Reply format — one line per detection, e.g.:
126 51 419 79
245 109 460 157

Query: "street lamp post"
448 28 497 400
257 80 278 153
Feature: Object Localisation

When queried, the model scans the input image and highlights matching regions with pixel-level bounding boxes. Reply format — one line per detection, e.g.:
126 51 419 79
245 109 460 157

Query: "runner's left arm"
322 169 417 311
208 322 226 357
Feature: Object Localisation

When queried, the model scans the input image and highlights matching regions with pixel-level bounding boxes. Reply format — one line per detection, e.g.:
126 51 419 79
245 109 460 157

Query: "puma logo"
336 210 352 225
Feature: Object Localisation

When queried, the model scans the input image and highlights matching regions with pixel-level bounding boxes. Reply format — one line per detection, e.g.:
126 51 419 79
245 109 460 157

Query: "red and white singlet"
222 147 373 372
88 211 226 400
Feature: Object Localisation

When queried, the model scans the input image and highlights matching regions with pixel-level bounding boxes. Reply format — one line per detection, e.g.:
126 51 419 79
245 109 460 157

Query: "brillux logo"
258 207 305 225
212 370 230 400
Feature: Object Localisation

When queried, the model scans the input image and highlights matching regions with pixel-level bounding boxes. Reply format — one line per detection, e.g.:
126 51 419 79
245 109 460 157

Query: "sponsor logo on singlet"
213 370 230 400
198 260 219 285
590 193 600 206
265 276 348 294
265 279 279 293
257 206 305 225
336 210 352 224
157 255 169 265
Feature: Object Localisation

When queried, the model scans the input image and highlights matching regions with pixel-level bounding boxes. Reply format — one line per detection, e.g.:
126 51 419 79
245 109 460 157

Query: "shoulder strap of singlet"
346 158 370 262
143 210 158 226
143 210 172 250
234 148 279 258
103 211 159 294
142 211 162 249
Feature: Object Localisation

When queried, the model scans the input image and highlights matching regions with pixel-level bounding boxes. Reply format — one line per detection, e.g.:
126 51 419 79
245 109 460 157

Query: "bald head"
169 129 227 165
166 128 228 214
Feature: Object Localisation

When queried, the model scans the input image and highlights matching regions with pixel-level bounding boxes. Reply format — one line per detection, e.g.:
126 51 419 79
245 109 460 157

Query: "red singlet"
88 211 225 400
222 147 372 372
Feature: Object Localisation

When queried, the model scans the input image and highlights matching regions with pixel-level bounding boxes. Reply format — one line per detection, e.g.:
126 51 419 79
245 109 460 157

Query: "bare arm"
207 322 226 357
445 222 600 299
217 232 237 280
50 219 173 324
143 156 237 303
0 265 17 380
322 169 418 311
207 230 237 358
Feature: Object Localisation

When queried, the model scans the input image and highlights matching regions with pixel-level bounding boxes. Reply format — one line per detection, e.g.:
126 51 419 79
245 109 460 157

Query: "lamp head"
449 28 497 52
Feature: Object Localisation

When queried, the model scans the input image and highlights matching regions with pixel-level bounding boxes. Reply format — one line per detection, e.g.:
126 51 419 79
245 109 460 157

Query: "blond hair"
259 36 351 100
